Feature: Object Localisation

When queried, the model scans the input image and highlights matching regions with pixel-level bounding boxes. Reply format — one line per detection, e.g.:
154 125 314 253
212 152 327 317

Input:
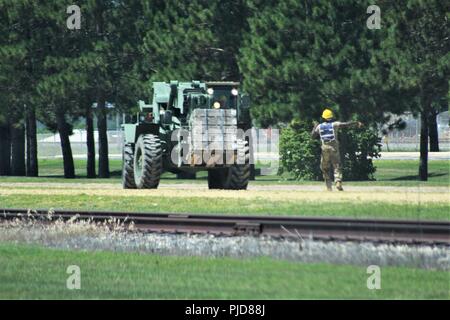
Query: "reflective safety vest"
319 122 335 143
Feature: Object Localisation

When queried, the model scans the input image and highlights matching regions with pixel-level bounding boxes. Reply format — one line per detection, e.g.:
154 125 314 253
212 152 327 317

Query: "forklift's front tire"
133 134 163 189
122 143 136 189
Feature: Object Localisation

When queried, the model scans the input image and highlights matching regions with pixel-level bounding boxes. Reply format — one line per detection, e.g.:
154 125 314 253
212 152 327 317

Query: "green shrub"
279 120 322 180
279 120 381 181
340 128 382 181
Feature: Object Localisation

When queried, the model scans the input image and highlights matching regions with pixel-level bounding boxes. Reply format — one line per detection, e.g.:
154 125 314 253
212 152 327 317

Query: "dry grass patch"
0 185 448 205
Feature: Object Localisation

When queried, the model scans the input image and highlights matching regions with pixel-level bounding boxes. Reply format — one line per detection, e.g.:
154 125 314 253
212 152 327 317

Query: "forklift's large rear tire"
122 143 136 189
224 165 250 190
208 140 250 190
133 134 162 189
223 139 250 190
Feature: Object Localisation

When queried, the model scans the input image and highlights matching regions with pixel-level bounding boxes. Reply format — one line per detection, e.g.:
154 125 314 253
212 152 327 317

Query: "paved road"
39 151 450 161
378 152 450 160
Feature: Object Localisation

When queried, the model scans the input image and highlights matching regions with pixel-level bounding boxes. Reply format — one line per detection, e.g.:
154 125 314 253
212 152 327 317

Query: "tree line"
0 0 448 181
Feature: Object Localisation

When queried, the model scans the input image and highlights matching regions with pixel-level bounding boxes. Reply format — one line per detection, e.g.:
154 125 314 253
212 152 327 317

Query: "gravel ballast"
0 219 448 270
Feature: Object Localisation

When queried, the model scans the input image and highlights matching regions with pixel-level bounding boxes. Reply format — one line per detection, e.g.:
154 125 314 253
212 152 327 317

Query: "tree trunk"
94 6 109 179
0 123 11 176
86 105 96 178
26 106 39 176
56 110 75 178
428 111 439 152
10 123 26 176
97 99 109 178
419 111 429 181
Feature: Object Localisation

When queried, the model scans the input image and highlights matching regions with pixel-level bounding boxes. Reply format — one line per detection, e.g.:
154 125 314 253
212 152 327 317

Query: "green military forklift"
122 81 252 190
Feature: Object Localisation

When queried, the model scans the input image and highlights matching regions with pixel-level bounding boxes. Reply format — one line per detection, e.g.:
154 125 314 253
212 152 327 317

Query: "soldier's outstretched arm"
334 121 363 129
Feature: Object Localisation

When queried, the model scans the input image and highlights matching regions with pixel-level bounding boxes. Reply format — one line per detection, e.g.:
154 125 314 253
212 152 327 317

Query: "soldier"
312 109 363 191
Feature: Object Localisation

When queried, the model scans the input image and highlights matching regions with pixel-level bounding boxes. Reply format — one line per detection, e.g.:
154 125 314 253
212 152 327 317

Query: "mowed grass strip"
0 159 448 186
1 186 448 203
0 243 448 299
0 159 447 220
0 193 448 220
374 160 449 182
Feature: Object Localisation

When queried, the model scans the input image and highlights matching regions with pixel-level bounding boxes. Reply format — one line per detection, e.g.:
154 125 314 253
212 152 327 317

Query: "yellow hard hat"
322 109 334 120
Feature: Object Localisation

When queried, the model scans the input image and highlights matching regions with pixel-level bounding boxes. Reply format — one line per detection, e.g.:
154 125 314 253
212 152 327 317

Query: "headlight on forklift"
213 102 221 109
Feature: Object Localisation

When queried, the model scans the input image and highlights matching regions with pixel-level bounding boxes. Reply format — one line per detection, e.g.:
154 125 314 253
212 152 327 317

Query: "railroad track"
1 208 449 245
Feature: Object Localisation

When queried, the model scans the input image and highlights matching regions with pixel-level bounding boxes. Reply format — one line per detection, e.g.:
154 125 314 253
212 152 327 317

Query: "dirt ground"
0 182 448 204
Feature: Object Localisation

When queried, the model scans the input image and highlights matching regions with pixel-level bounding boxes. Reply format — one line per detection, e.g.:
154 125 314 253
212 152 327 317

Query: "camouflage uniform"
312 121 359 190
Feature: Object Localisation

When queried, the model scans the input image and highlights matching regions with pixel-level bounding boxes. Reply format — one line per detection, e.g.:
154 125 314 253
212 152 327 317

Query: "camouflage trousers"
320 145 342 183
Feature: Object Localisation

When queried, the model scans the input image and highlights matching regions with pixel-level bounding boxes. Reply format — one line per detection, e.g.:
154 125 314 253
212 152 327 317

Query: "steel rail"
1 208 449 245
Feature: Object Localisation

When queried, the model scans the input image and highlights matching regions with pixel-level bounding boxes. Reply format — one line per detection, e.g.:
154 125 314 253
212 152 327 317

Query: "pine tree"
140 0 232 82
72 0 145 178
0 0 51 177
239 0 389 179
240 0 400 125
376 0 449 180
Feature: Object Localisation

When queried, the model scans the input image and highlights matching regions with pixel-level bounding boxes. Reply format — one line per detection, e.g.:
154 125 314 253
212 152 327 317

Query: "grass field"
0 159 448 220
0 192 448 220
0 160 448 300
0 158 448 186
0 243 448 299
